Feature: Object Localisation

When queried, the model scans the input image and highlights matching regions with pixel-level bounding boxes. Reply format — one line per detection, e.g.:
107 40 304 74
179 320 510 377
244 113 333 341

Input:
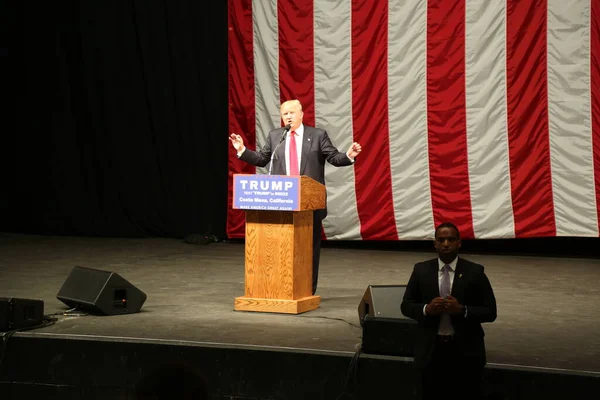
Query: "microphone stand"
268 125 290 175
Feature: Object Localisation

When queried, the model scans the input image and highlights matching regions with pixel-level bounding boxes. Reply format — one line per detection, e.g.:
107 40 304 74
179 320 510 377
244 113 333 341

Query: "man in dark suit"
401 222 497 400
229 99 362 295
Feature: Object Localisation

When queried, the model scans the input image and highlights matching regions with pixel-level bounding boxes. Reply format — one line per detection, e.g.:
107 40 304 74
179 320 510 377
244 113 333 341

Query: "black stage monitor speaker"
358 285 416 357
0 297 44 332
57 266 147 315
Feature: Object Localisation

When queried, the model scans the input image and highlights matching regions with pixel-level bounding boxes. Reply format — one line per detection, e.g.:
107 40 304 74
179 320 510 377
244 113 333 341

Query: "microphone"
268 125 292 175
279 124 292 143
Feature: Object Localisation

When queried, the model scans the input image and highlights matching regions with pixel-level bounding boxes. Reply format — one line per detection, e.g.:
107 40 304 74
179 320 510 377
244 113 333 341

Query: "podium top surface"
232 174 325 211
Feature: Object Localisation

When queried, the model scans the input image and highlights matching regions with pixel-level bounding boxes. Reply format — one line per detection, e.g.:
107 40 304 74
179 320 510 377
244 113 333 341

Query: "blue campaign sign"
233 175 300 211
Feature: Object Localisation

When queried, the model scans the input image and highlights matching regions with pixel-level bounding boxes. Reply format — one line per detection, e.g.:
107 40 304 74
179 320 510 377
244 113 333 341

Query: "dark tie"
440 264 451 298
439 264 453 334
289 131 299 175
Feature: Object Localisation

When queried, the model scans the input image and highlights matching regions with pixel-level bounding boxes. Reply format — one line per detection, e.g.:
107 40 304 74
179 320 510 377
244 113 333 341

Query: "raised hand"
229 133 245 152
347 142 362 159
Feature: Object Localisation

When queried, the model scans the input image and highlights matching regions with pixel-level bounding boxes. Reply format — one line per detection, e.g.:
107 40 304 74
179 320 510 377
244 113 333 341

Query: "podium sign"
232 174 325 314
233 175 300 211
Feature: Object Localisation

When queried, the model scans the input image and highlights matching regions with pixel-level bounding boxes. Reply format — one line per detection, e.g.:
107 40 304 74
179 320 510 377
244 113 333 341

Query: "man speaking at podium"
230 99 362 295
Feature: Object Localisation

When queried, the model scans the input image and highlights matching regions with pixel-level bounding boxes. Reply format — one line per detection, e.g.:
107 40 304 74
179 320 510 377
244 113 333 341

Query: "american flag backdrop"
227 0 600 240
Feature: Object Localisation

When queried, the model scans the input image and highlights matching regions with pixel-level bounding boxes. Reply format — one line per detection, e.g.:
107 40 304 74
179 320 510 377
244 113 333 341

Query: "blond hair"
280 99 303 112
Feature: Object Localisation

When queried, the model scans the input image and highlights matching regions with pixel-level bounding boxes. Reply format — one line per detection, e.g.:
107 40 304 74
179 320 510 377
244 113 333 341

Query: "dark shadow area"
4 1 228 240
135 360 208 400
226 237 599 258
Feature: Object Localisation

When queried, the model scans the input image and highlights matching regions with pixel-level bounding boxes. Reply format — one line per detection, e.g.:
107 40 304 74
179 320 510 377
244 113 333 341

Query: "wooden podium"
232 174 325 314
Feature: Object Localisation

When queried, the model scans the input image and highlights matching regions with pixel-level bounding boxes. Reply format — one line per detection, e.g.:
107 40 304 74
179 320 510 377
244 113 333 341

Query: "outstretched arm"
320 131 362 166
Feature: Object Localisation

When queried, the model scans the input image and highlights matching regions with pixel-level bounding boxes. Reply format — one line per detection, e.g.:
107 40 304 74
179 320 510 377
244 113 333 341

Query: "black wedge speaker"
0 297 44 332
358 285 416 357
57 266 147 315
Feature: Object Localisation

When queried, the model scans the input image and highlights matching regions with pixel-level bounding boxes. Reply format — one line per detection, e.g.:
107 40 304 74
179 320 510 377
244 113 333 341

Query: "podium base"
234 295 320 314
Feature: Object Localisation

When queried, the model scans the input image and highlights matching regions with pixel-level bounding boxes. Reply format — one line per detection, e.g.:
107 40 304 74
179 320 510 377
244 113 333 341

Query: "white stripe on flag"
547 0 599 236
315 0 362 240
465 0 515 238
253 0 280 174
388 0 434 239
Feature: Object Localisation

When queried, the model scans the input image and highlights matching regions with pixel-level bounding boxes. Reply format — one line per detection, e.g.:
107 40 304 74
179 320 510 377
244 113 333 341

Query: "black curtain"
4 1 228 238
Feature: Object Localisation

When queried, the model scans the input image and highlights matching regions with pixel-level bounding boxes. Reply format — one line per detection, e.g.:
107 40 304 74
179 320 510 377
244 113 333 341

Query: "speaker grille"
369 285 405 318
358 284 416 357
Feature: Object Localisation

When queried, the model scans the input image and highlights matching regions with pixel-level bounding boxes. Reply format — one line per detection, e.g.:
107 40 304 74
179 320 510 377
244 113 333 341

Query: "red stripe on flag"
506 0 556 237
226 0 255 239
593 0 600 235
351 0 398 240
426 0 475 239
278 0 315 126
278 1 326 240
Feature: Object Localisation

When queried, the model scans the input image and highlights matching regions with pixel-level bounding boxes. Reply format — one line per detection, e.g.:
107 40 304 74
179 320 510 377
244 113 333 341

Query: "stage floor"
1 233 598 374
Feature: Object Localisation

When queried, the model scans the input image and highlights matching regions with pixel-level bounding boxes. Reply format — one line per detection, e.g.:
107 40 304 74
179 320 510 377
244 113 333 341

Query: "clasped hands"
425 295 464 316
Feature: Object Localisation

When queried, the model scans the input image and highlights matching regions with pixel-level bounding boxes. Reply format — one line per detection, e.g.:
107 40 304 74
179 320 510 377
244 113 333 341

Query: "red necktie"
289 131 299 175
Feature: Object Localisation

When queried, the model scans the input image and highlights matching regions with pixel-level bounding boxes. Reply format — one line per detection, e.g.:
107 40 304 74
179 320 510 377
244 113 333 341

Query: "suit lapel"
300 127 313 175
451 258 466 300
277 140 287 175
429 260 440 298
270 129 287 175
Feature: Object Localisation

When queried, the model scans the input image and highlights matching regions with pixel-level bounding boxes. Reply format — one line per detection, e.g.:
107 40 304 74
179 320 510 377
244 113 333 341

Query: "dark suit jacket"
401 257 497 368
239 125 353 219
